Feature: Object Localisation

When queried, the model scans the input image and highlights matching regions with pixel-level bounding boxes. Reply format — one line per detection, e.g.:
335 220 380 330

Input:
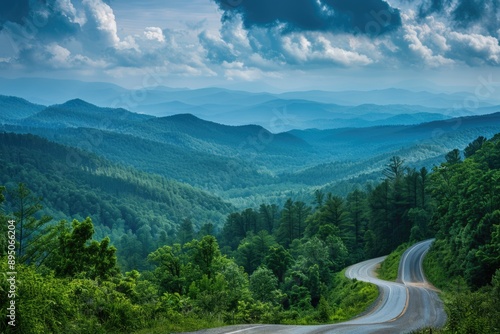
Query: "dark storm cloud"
0 0 30 30
418 0 499 35
0 0 81 40
213 0 402 36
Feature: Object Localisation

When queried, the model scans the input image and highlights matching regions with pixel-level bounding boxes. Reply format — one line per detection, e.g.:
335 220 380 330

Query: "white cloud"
447 32 500 66
55 0 86 25
222 61 280 81
311 36 373 66
400 23 454 67
144 27 165 43
82 0 120 47
46 43 71 67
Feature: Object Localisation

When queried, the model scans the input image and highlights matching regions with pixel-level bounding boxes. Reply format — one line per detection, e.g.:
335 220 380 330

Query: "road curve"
182 239 446 334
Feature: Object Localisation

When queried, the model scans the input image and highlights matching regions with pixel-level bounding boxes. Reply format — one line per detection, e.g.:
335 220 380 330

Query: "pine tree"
8 183 57 265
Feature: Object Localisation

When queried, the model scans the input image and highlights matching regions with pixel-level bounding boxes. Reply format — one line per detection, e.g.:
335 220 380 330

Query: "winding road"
183 239 447 334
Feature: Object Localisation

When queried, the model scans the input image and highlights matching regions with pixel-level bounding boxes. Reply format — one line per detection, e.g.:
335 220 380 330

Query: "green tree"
188 274 229 315
383 156 405 180
148 244 184 294
187 235 221 279
8 183 56 265
277 199 297 247
221 212 246 250
464 135 487 158
430 134 500 289
47 217 118 279
346 189 368 248
445 148 462 164
367 180 391 255
319 195 352 247
265 245 293 284
249 266 279 304
236 231 276 274
316 295 330 322
259 204 279 234
177 218 195 244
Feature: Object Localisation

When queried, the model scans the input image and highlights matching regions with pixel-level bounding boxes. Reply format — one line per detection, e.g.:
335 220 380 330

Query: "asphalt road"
182 239 447 334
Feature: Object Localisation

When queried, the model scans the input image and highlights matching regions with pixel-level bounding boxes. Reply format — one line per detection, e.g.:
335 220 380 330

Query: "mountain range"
2 92 500 209
2 77 499 131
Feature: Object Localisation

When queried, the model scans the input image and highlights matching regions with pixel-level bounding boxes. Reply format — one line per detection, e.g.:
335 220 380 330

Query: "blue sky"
0 0 499 92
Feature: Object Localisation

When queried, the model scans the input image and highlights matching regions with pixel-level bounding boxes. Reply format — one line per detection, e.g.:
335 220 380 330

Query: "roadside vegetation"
376 242 410 281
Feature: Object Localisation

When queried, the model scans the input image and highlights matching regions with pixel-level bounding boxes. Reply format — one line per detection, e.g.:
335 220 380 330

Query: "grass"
329 269 379 322
132 314 225 334
377 242 410 281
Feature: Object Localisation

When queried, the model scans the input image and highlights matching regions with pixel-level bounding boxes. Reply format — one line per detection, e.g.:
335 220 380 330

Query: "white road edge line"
225 325 269 334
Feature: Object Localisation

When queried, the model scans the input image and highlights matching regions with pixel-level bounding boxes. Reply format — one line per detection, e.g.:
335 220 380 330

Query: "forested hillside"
0 133 233 270
3 95 500 207
418 135 500 333
0 96 45 121
1 133 499 333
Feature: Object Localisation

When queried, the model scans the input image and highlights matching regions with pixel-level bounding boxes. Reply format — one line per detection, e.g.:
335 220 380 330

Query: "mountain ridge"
2 94 500 206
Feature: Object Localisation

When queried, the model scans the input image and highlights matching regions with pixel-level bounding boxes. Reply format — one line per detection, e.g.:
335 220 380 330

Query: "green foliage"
316 296 331 322
7 183 56 265
377 242 410 281
421 253 500 334
0 133 233 271
464 136 487 158
236 231 277 274
0 261 151 334
249 266 279 304
147 244 184 294
430 134 500 288
276 199 311 247
46 217 118 279
329 270 379 322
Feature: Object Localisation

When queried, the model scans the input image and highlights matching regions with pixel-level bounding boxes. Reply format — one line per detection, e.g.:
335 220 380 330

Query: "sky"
0 0 499 92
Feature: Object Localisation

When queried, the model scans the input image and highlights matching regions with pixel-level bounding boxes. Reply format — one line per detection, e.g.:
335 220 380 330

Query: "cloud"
144 27 165 42
222 61 281 81
0 0 30 30
417 0 500 36
82 0 131 49
199 31 237 63
281 34 373 66
0 0 209 76
1 0 499 87
447 32 500 65
212 0 402 36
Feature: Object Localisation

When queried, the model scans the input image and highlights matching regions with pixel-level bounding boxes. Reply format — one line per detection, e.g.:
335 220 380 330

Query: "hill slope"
0 132 233 269
0 95 46 121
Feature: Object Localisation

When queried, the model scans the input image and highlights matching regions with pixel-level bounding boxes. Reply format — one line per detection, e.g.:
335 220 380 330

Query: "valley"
2 89 500 208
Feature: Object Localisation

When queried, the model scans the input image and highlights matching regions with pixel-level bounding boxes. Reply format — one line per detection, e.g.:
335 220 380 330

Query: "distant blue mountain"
2 94 500 203
25 98 152 128
0 95 46 122
2 77 500 131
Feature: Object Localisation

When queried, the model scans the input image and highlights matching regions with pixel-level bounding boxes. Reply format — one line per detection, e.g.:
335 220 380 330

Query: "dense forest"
1 132 499 333
0 133 233 271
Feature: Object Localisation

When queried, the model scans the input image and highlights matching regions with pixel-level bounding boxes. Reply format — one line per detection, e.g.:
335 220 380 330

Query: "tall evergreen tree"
464 136 487 158
8 183 57 265
177 218 194 244
259 204 279 234
277 199 297 247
